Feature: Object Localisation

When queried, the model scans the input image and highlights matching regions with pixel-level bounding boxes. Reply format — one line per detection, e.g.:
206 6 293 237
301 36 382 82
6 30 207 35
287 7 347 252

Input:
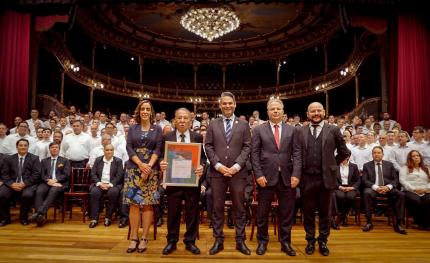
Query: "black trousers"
204 187 213 221
256 179 296 244
363 187 405 222
211 175 247 243
165 186 200 244
89 185 121 220
334 189 359 216
302 173 332 243
0 184 36 221
404 191 430 228
34 183 65 215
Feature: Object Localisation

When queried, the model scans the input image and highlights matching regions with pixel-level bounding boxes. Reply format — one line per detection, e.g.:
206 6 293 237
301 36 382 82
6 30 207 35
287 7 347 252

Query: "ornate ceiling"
77 2 340 64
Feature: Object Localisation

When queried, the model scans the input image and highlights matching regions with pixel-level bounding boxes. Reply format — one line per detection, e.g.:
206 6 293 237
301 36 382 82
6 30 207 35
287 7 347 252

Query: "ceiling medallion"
180 6 240 42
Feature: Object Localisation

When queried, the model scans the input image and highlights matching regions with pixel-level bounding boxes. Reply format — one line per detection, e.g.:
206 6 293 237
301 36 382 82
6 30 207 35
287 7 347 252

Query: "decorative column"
139 57 144 84
324 44 328 73
193 65 198 90
325 90 329 115
89 87 94 112
276 59 280 91
355 74 359 107
60 71 65 104
222 65 226 90
91 41 96 70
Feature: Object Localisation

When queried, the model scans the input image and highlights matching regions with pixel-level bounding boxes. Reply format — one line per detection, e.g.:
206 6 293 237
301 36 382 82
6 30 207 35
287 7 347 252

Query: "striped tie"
225 118 232 143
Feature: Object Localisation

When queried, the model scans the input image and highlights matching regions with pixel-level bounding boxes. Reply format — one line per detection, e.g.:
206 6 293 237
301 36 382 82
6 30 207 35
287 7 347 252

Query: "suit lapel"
109 159 116 180
348 163 354 183
369 162 376 182
265 122 277 149
303 126 309 150
322 123 329 149
229 117 239 144
280 123 289 150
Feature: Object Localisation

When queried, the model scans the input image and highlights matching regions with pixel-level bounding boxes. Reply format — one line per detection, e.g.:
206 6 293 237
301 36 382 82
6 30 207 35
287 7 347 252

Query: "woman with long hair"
123 100 163 252
399 150 430 230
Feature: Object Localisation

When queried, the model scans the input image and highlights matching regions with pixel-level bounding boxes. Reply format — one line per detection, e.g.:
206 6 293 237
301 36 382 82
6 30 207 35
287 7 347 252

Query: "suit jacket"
1 153 41 187
298 123 350 190
362 160 399 189
204 117 251 178
91 156 124 187
162 130 206 185
336 162 361 190
41 156 71 188
251 122 302 187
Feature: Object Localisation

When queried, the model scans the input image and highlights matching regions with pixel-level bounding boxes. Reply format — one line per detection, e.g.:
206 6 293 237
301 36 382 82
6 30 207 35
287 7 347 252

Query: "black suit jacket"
91 156 124 187
298 123 350 190
204 117 251 178
41 156 71 188
336 162 361 190
251 122 302 187
162 130 206 185
362 160 399 189
1 153 41 187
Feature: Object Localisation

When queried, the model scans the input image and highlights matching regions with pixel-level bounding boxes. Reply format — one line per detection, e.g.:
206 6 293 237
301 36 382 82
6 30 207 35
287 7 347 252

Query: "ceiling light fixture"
180 7 240 42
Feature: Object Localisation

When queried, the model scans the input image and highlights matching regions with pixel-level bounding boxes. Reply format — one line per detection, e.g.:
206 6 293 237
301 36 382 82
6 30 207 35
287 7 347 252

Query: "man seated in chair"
0 139 41 226
362 146 407 234
88 144 124 228
31 142 70 226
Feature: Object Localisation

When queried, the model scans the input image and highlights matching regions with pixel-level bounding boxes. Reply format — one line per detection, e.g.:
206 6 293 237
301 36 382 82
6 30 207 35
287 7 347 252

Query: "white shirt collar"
103 157 114 163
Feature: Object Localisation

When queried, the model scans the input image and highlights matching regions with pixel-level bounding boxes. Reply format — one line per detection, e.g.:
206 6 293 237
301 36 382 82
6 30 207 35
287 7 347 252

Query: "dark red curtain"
0 11 31 127
396 14 430 132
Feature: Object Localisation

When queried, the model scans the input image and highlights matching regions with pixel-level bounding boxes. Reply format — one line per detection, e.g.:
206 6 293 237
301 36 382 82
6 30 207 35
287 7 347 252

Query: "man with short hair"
26 109 42 136
190 112 200 130
379 112 397 131
0 123 7 147
350 133 373 172
0 122 36 155
0 139 41 226
392 131 412 171
9 117 23 135
99 113 108 129
408 126 426 153
59 117 72 135
60 120 91 168
205 92 252 255
116 113 129 135
361 146 406 235
159 108 205 255
31 142 70 227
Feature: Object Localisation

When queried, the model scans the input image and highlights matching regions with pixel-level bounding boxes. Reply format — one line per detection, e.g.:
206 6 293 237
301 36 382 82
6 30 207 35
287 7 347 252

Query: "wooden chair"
62 167 91 223
375 196 395 225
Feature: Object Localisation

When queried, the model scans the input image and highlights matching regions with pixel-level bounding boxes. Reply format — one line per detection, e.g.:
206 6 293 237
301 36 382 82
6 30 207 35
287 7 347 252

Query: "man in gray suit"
297 102 349 256
251 99 302 256
205 92 252 255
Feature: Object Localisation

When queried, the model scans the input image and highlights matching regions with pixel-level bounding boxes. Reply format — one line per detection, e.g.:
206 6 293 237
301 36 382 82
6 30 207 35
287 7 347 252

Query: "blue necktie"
225 119 232 143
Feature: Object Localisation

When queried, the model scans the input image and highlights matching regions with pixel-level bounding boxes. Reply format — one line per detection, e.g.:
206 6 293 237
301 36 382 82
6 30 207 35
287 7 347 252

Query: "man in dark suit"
31 142 70 226
334 155 361 226
361 146 407 234
251 99 302 256
297 102 349 256
159 108 204 255
88 144 124 228
0 138 41 226
205 91 252 255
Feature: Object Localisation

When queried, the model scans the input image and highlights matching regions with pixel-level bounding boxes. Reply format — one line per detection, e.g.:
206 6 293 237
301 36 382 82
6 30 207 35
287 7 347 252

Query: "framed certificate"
163 141 202 187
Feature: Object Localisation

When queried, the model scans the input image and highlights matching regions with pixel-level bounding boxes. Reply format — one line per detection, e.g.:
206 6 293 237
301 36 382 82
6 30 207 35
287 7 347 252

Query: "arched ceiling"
77 2 340 64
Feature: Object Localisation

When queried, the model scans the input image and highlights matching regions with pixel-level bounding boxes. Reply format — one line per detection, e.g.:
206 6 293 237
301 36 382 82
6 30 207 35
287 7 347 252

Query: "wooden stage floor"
0 210 429 263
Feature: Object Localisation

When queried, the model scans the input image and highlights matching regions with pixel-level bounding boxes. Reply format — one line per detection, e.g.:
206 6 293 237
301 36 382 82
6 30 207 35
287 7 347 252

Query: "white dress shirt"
371 161 393 191
0 134 36 155
97 157 113 187
60 132 91 161
88 145 128 168
29 139 51 160
399 166 430 196
392 145 412 171
340 163 349 186
176 130 191 143
215 115 241 172
269 121 283 146
407 140 427 154
350 145 373 171
310 121 324 138
422 143 430 167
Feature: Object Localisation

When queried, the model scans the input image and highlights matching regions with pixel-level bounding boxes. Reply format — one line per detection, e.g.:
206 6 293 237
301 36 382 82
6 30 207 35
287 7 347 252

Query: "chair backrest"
69 167 91 193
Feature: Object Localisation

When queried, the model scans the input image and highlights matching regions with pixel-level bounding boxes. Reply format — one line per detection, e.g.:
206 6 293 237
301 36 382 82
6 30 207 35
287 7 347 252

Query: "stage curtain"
396 14 430 132
0 11 30 127
35 15 68 32
351 16 387 35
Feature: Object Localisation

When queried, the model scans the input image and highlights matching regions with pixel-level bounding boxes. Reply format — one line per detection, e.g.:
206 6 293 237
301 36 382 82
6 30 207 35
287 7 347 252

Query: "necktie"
17 157 23 183
51 159 56 180
180 133 185 143
274 124 280 150
225 119 232 142
312 124 319 139
376 163 384 186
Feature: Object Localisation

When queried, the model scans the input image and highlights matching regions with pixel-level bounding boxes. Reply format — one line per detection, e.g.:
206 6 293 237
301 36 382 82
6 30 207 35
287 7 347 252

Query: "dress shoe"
236 242 251 255
331 220 340 230
305 241 315 255
318 242 330 256
185 243 201 254
126 239 139 253
89 220 98 228
36 214 45 227
30 213 39 223
20 219 29 226
104 218 112 227
362 223 373 232
162 242 177 255
137 239 148 253
156 217 163 227
118 219 129 228
393 224 407 235
209 241 224 255
0 219 11 227
256 243 267 255
281 242 296 256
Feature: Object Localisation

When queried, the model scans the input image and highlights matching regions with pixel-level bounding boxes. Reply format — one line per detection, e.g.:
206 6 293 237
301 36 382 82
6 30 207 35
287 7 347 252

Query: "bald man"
296 102 349 256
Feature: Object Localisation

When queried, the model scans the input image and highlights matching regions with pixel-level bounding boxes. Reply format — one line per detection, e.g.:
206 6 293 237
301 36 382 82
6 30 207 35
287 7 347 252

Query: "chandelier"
180 7 240 42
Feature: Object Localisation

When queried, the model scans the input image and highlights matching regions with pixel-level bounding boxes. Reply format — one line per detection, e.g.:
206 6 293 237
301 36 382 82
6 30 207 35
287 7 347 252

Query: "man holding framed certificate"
160 108 204 255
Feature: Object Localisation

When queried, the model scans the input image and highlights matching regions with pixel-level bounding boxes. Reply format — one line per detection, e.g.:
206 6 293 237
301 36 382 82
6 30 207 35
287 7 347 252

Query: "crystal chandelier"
180 7 240 42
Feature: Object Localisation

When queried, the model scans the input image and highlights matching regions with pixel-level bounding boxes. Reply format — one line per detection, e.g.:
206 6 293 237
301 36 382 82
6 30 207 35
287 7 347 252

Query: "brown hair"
134 100 155 124
407 150 430 178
